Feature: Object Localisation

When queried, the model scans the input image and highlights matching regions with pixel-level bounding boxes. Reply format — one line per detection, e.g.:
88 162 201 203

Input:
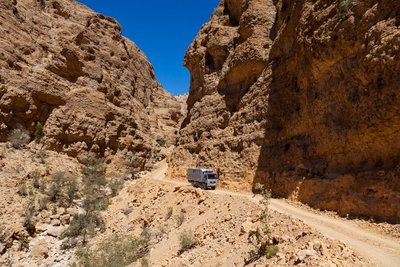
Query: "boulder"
31 239 49 259
47 226 65 238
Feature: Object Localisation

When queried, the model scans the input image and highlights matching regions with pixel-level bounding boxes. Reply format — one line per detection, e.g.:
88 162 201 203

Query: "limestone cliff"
171 0 400 222
0 0 182 167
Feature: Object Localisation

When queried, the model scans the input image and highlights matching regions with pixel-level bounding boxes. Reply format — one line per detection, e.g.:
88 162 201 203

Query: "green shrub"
156 137 166 147
34 122 44 144
17 182 28 196
213 7 223 17
245 186 274 265
259 187 272 236
47 172 78 207
81 158 109 210
63 158 111 244
0 226 6 243
165 207 173 220
9 127 30 149
30 171 41 189
47 172 64 202
40 0 45 9
66 179 79 206
338 0 353 14
19 235 29 251
253 183 265 194
36 149 47 164
82 158 107 189
140 258 150 267
37 196 50 211
62 213 105 241
176 210 185 227
178 230 197 254
264 245 279 259
123 208 133 216
76 229 150 267
109 178 124 197
23 205 36 236
245 249 260 265
60 238 79 250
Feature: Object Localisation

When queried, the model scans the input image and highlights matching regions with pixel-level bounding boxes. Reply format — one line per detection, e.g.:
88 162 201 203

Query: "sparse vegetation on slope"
178 229 198 254
75 228 150 267
9 127 30 149
338 0 353 14
63 158 110 244
34 122 44 144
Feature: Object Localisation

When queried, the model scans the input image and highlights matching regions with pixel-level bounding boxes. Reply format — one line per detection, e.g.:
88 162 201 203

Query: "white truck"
187 168 218 190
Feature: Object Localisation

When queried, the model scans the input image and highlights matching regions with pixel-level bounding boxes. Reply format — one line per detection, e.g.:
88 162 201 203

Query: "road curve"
145 160 400 267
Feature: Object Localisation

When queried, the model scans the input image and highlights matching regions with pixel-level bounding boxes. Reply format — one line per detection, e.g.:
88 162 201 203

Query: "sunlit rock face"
0 0 183 168
171 0 400 222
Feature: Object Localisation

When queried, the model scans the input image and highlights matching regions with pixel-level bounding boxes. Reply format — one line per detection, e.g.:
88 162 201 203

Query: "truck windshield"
208 174 217 179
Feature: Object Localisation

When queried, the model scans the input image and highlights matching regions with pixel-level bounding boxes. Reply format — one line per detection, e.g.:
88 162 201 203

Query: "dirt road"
145 160 400 267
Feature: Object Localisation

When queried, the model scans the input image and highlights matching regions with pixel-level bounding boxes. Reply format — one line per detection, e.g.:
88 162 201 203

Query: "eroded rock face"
0 0 182 166
171 0 400 222
170 0 276 190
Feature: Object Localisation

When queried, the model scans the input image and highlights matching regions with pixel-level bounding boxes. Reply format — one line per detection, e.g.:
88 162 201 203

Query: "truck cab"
187 168 218 190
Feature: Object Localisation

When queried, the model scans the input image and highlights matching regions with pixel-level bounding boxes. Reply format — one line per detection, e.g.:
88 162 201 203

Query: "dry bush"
75 229 150 267
165 207 173 220
9 127 30 149
47 172 78 207
109 177 124 197
176 209 185 227
23 205 36 236
30 171 41 189
62 213 105 240
178 229 197 254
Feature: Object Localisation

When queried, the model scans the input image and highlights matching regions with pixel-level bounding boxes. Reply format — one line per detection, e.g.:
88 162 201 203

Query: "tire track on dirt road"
145 160 400 267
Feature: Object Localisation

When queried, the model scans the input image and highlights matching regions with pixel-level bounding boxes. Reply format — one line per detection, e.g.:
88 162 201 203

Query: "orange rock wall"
172 0 400 222
0 0 182 167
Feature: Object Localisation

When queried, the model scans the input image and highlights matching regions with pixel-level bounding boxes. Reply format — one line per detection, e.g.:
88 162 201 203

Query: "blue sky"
77 1 220 95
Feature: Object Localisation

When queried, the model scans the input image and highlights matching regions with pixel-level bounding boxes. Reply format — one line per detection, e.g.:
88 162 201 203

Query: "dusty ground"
104 170 369 266
280 199 400 240
0 145 399 266
145 161 400 267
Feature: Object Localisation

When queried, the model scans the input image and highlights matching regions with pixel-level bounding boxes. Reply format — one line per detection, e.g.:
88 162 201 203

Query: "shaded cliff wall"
171 0 400 222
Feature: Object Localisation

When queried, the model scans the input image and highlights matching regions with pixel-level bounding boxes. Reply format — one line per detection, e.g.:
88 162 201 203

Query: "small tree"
259 185 272 236
34 122 44 144
64 158 108 244
23 205 36 236
47 172 78 207
245 184 276 265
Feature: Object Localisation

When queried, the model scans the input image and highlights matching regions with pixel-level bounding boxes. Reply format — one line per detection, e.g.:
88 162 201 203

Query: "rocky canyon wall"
171 0 400 222
0 0 182 168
